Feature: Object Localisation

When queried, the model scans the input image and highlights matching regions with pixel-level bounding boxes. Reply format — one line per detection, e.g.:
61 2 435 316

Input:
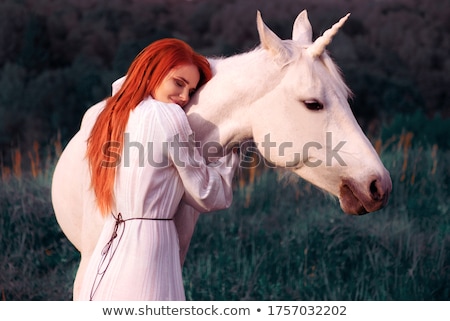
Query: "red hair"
87 38 212 215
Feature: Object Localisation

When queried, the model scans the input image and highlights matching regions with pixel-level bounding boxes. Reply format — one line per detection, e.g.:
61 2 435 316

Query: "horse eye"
304 100 323 111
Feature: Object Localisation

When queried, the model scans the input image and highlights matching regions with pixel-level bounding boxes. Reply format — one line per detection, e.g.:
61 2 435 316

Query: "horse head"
249 11 392 214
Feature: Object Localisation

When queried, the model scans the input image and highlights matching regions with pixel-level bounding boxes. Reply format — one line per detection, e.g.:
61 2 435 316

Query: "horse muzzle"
339 172 392 215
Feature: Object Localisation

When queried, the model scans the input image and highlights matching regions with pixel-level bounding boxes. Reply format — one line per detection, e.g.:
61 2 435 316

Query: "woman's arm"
160 102 239 212
170 137 239 212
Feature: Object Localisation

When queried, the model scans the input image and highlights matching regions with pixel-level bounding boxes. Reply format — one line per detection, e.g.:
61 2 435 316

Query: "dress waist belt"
90 212 173 301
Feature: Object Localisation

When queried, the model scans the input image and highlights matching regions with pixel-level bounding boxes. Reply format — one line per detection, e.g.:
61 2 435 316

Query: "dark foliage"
0 0 448 163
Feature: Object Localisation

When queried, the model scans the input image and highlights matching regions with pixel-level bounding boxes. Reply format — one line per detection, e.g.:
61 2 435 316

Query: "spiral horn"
307 13 350 57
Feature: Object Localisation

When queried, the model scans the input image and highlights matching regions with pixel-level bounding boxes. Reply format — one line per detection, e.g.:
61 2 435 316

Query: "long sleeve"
175 149 238 213
156 100 239 213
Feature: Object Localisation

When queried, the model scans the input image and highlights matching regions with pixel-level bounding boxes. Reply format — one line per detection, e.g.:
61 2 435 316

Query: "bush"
381 110 450 150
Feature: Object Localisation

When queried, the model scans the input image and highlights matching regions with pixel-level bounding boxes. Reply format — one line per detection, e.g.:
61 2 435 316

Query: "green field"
1 134 448 300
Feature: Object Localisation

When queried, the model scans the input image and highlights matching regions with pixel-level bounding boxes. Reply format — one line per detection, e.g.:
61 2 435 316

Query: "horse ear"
257 11 291 65
292 10 313 45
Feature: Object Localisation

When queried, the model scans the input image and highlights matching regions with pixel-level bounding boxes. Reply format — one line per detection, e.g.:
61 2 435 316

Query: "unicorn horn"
307 13 350 57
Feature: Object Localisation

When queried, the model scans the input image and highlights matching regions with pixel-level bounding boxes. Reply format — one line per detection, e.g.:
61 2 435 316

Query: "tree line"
0 0 448 164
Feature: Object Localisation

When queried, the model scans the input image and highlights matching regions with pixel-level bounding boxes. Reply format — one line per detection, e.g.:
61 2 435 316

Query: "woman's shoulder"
141 98 193 137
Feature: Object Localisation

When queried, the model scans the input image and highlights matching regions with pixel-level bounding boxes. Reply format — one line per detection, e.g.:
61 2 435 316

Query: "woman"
76 39 239 300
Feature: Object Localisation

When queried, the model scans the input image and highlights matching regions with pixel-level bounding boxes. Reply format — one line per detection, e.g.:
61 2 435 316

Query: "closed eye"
303 100 324 111
174 78 196 96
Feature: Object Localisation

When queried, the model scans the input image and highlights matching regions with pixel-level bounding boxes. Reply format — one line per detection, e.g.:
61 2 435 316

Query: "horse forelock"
266 40 352 101
254 40 350 100
321 53 353 99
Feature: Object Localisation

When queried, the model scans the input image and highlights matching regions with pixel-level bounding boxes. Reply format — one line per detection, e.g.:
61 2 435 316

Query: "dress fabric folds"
77 98 236 301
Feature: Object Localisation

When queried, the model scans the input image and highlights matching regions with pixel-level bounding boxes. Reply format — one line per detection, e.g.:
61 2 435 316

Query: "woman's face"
152 64 200 108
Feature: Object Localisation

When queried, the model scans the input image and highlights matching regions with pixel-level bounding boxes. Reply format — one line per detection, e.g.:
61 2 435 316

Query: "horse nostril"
369 179 381 201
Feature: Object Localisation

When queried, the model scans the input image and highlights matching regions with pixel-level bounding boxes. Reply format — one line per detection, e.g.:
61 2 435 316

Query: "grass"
0 133 449 300
0 175 79 300
186 133 449 300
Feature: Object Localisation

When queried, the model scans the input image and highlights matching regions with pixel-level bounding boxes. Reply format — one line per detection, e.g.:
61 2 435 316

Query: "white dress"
77 97 238 301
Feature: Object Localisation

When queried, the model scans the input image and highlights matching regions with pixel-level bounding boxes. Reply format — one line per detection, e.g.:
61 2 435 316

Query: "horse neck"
185 49 281 152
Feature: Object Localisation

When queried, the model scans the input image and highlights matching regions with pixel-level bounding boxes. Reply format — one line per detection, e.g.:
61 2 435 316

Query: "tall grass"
0 136 78 300
184 132 449 300
0 133 448 300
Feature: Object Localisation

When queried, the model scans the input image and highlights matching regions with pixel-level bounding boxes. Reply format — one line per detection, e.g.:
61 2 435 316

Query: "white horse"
52 10 391 299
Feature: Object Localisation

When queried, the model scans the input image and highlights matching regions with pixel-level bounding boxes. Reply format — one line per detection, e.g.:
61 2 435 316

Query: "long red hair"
87 38 212 215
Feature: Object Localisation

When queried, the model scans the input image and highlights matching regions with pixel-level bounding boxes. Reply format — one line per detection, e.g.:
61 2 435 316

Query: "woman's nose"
179 89 190 103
